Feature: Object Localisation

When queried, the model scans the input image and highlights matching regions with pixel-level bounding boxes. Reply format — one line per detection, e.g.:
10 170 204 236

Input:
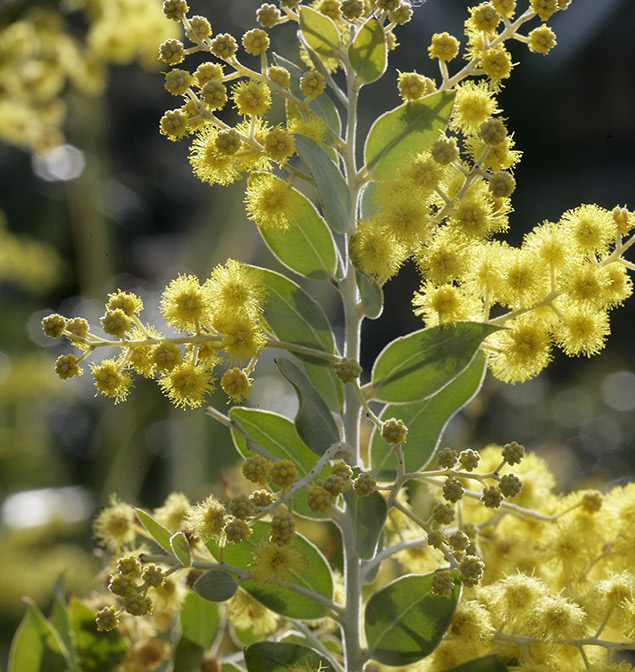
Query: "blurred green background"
1 0 634 665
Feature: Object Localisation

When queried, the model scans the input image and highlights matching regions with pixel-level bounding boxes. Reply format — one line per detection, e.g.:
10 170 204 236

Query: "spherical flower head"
321 474 349 496
300 71 326 100
581 490 603 514
94 495 136 550
194 62 224 87
431 502 455 525
528 25 556 54
481 45 513 80
55 353 83 379
458 449 480 472
100 308 132 338
154 492 190 531
228 494 256 519
448 531 470 552
555 302 609 357
165 68 193 96
427 529 446 549
232 79 271 116
468 3 500 33
267 65 291 89
221 367 252 403
159 39 185 66
306 484 333 513
481 484 503 508
64 317 91 339
242 455 272 484
198 81 227 110
117 555 142 577
353 472 376 497
428 32 460 61
210 33 238 60
397 71 436 102
478 118 507 146
381 417 408 445
612 205 633 236
92 359 132 402
107 290 143 317
165 68 194 96
185 495 226 538
249 540 306 586
269 509 295 546
163 0 189 21
530 0 558 21
245 173 295 231
459 555 485 587
96 606 120 631
242 28 270 56
436 446 458 468
488 170 515 198
263 127 295 162
431 570 455 595
142 564 166 588
256 3 281 27
219 316 267 362
390 3 413 25
270 459 299 489
442 477 464 503
430 135 459 165
160 274 209 331
109 572 138 598
188 15 212 41
317 0 342 18
499 473 522 498
561 203 614 256
43 313 68 338
334 357 362 383
451 82 499 135
159 361 215 409
152 341 183 372
124 594 153 616
412 283 481 326
331 461 353 481
190 124 245 186
492 0 515 17
502 441 524 465
160 109 189 140
250 489 274 507
349 219 407 283
530 595 587 641
224 517 251 543
341 0 364 20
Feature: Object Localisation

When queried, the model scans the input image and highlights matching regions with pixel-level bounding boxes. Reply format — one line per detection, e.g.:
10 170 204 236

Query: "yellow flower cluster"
42 259 267 408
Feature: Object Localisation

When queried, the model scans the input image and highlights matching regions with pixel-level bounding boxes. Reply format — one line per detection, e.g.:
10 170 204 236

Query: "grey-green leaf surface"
294 135 351 233
370 323 498 403
193 567 239 602
245 641 335 672
171 530 192 567
206 522 334 619
365 572 460 666
370 351 487 478
348 16 387 83
250 173 337 280
343 490 387 559
276 357 340 456
135 507 173 553
180 590 220 649
364 91 455 180
356 269 383 318
445 654 517 671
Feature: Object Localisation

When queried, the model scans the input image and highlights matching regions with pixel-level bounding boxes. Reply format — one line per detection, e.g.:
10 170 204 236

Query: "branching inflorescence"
30 1 635 671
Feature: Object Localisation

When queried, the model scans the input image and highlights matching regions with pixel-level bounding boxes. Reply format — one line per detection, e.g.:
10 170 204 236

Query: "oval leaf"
364 91 455 180
180 590 220 649
294 135 352 233
229 407 330 519
305 361 345 414
276 357 340 456
356 269 383 318
135 508 173 553
370 322 498 403
365 572 460 666
348 17 387 84
343 490 387 560
171 531 193 567
250 174 337 280
206 521 334 620
371 351 487 478
245 641 335 672
173 636 205 672
299 6 341 58
194 567 239 602
255 266 337 363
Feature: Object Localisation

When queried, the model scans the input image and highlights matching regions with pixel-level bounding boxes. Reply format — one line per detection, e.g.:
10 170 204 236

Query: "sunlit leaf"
171 531 192 567
299 6 341 58
135 508 172 553
180 590 220 649
356 270 383 318
245 641 335 672
348 17 387 83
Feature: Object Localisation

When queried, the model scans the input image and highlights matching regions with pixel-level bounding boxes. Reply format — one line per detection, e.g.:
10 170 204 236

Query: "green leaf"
294 135 352 233
276 357 340 456
206 521 334 620
343 490 387 559
49 580 78 670
69 598 127 672
365 572 460 666
370 351 487 478
299 6 341 58
171 531 192 567
370 322 498 403
364 91 456 180
173 635 205 672
180 590 220 649
8 600 68 672
249 174 337 280
245 641 335 672
135 508 173 553
305 361 345 415
222 664 245 672
193 567 239 602
348 17 387 83
229 407 330 519
256 266 337 363
445 654 517 672
356 269 383 318
277 55 340 135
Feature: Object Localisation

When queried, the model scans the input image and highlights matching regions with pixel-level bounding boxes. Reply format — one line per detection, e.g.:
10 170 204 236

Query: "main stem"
339 58 365 672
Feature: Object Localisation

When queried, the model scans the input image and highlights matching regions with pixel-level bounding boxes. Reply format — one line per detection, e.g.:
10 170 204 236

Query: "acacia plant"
14 1 635 671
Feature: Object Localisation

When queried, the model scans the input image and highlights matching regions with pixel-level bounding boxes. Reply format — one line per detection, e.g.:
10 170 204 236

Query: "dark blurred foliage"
0 0 634 662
